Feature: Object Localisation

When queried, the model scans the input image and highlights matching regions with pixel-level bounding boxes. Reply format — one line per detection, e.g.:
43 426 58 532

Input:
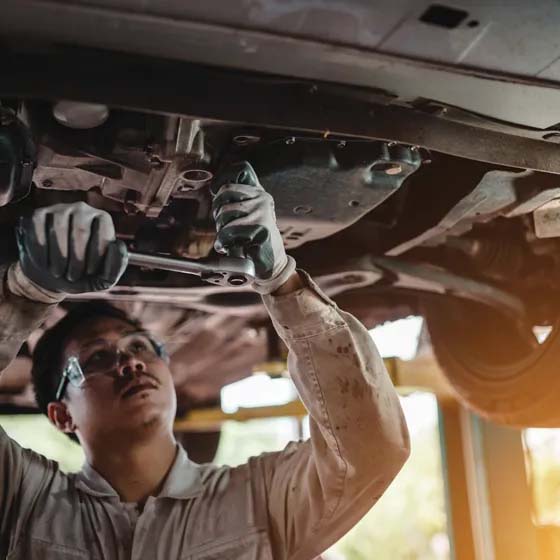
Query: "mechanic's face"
49 317 177 447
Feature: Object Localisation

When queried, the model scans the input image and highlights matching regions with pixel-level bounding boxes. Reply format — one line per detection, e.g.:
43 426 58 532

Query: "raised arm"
0 202 127 553
1 201 128 376
210 163 410 560
0 266 56 551
0 268 54 374
254 275 410 560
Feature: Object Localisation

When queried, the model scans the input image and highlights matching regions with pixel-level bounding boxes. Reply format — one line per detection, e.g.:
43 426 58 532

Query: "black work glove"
7 202 128 302
212 162 296 294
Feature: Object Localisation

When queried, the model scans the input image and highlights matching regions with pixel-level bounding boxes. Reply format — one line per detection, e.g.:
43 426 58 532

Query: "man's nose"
117 353 147 378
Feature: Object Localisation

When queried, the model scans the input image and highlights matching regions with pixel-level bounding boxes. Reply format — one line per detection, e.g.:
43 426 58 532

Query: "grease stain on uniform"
351 379 365 400
336 344 350 353
337 377 350 394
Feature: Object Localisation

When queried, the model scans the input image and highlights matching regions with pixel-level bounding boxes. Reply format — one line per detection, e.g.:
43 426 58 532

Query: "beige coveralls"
0 270 410 559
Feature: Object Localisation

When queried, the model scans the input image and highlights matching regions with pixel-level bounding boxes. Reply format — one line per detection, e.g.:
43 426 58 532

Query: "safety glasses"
55 331 161 401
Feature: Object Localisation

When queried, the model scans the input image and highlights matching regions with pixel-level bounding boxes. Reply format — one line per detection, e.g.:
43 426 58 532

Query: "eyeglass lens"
79 333 158 376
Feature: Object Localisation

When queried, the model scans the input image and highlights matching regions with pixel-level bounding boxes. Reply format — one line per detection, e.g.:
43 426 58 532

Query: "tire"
424 298 560 427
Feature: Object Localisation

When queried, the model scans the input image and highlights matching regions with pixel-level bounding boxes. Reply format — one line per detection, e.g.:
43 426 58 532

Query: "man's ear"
47 401 77 434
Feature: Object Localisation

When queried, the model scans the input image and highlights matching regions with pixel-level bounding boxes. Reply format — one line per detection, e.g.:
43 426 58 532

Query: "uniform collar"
74 444 203 501
158 445 204 500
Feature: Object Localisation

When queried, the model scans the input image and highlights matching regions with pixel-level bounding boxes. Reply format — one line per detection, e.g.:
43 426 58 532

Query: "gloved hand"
7 202 128 303
212 161 296 294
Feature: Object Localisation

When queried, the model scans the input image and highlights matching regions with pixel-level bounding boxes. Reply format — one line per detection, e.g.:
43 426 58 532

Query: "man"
0 167 410 559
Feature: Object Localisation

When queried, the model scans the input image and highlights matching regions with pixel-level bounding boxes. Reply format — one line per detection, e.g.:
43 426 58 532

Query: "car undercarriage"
3 2 560 430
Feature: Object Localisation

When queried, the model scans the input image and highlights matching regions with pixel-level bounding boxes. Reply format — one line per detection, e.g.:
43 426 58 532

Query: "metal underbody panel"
387 169 560 255
5 1 560 423
5 52 560 176
4 1 560 127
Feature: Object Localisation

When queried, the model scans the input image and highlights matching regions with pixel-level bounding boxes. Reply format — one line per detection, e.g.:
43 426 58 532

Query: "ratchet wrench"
128 161 261 288
127 250 255 287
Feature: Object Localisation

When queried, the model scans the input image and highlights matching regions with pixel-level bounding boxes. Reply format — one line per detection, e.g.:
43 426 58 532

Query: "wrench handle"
127 251 255 287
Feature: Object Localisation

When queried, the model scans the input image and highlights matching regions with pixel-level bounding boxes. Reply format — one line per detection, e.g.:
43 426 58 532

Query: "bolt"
233 135 261 146
228 275 248 286
293 205 313 215
337 141 347 149
123 201 140 215
285 137 296 145
387 141 398 148
371 162 403 176
123 189 140 215
178 168 213 192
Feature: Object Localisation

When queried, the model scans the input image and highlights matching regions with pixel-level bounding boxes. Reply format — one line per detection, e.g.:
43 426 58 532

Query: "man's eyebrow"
78 330 146 350
78 337 110 351
123 329 150 338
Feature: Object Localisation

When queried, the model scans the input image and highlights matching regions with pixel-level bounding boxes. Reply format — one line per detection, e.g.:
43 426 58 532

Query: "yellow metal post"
438 400 477 560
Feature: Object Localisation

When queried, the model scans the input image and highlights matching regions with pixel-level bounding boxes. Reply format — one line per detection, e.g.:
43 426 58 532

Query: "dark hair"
31 301 142 443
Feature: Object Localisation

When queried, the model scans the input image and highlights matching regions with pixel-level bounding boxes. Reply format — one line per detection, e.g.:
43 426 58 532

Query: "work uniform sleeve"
0 265 57 552
0 265 55 374
0 426 61 555
254 272 410 560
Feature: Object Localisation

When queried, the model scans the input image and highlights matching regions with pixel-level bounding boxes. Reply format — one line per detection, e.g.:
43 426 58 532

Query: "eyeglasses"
55 332 163 401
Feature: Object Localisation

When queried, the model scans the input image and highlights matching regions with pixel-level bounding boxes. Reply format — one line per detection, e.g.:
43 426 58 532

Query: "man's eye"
127 339 150 354
83 349 114 372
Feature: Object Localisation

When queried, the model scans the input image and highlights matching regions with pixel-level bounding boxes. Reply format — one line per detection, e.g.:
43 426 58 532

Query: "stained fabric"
0 270 409 559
